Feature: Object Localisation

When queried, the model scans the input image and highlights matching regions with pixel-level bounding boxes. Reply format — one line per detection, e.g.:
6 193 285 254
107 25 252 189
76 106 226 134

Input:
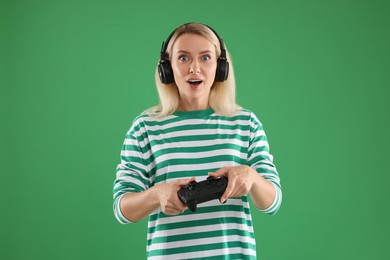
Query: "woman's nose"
189 60 200 74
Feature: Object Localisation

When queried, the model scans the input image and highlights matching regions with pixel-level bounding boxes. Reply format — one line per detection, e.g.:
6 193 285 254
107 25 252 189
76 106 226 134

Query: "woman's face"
170 33 217 109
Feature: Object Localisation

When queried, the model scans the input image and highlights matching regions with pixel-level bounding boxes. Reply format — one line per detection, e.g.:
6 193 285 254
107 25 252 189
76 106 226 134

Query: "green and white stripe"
113 108 282 259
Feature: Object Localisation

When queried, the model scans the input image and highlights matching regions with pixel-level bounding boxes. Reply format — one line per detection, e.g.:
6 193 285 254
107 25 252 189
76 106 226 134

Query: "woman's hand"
155 177 196 215
208 166 257 203
209 166 276 210
119 177 196 222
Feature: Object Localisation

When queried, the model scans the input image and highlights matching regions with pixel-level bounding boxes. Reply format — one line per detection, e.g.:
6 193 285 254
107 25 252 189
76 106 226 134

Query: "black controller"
178 176 228 212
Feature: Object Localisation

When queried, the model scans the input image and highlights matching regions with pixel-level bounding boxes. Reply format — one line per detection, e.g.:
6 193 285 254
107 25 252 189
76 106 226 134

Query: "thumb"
178 177 196 186
209 167 229 178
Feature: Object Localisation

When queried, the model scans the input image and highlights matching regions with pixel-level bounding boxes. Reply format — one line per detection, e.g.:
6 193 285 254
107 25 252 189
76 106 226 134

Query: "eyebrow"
176 50 213 54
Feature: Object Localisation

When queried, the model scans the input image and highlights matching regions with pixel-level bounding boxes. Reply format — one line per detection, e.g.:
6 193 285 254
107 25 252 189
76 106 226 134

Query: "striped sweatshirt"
113 108 282 259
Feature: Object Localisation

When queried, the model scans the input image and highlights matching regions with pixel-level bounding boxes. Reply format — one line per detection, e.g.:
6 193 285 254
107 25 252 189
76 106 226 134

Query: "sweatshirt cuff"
258 182 282 215
113 194 132 224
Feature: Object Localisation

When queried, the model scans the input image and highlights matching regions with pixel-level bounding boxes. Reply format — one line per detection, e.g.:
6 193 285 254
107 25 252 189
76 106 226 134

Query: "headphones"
158 23 229 84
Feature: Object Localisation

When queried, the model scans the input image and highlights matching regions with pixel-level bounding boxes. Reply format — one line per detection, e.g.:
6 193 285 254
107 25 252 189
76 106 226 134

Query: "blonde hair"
146 23 241 118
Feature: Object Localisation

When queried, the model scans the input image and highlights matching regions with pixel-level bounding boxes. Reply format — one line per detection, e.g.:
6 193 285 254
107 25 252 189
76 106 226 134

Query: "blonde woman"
113 22 282 259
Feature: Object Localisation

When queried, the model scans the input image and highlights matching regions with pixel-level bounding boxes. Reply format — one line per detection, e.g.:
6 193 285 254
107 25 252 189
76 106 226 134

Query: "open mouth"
187 79 203 87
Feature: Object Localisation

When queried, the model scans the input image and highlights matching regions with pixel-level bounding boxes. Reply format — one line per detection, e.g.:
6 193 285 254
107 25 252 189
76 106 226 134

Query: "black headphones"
158 23 229 84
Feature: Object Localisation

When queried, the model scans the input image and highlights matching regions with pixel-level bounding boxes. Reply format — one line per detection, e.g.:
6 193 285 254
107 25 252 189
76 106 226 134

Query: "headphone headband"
160 23 227 61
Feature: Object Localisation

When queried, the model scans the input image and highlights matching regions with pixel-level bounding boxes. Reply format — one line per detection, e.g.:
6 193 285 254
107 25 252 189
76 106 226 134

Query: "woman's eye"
179 55 189 62
201 55 211 61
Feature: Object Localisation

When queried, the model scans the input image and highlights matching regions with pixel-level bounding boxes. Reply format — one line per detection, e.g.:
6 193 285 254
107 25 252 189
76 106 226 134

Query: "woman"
113 22 282 259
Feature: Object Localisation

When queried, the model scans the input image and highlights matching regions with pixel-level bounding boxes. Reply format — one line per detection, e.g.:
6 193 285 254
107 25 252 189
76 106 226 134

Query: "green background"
1 0 389 259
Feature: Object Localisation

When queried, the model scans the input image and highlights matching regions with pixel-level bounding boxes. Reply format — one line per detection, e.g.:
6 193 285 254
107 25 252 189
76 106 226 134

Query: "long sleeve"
247 113 282 215
113 117 152 224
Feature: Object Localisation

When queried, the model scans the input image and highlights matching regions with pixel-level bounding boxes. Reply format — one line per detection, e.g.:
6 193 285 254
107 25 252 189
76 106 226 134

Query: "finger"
177 177 196 187
220 179 236 203
168 199 186 213
229 181 243 197
231 186 247 198
164 207 183 215
185 176 196 184
209 167 230 178
175 198 187 210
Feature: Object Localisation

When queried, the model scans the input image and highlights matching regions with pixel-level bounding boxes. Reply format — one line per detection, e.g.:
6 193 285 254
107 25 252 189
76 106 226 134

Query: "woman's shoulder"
128 113 149 127
233 107 259 119
237 107 252 115
234 108 264 126
129 110 176 128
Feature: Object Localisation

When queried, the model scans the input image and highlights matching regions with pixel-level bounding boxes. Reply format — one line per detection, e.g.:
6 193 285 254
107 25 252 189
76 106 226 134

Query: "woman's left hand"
208 166 258 203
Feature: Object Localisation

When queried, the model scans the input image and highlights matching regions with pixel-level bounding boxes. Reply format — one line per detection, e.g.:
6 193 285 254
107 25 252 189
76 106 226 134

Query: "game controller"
178 176 228 212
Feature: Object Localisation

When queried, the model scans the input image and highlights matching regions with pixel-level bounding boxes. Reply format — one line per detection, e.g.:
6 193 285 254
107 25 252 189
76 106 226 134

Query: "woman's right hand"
155 177 195 215
119 177 196 222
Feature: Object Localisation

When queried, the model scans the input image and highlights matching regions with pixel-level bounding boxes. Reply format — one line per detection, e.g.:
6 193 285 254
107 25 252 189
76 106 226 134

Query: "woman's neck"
178 98 209 111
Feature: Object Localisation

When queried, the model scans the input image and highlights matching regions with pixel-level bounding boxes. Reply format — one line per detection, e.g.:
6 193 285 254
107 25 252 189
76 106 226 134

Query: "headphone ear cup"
158 61 174 84
215 59 229 82
215 58 229 82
